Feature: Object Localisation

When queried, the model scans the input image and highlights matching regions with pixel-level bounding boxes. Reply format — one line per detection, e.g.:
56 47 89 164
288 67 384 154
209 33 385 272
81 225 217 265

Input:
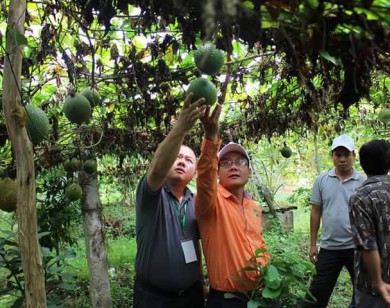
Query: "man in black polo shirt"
133 93 207 308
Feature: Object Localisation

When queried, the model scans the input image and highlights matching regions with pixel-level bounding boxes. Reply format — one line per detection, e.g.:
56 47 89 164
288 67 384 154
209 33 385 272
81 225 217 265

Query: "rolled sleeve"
349 194 378 251
195 137 221 218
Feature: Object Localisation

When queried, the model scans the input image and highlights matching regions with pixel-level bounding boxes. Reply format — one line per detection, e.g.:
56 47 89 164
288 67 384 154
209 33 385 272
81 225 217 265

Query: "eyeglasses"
219 158 248 168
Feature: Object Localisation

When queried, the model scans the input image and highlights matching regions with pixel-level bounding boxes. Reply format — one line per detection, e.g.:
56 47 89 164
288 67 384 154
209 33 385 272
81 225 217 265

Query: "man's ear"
192 170 197 181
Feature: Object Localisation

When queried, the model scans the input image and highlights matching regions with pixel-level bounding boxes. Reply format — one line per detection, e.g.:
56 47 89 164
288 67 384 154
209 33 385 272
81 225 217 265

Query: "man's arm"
146 94 206 191
309 204 321 263
195 105 222 217
362 250 390 304
201 104 221 143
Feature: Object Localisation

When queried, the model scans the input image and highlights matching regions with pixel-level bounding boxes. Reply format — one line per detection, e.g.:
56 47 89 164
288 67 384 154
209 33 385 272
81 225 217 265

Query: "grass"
63 236 136 307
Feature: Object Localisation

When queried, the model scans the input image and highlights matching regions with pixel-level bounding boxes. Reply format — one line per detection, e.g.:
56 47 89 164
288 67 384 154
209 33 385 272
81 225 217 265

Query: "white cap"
218 142 250 162
331 135 355 151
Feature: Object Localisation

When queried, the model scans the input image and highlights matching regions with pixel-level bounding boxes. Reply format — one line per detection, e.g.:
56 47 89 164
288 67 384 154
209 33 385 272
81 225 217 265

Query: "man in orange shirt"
195 105 269 307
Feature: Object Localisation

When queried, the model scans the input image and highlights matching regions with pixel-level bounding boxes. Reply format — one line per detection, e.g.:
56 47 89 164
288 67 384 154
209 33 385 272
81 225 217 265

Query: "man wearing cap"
195 105 269 308
304 134 366 308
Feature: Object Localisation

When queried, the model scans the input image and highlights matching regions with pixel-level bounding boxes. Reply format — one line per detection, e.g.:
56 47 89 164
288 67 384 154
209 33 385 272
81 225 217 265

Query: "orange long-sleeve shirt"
195 138 269 292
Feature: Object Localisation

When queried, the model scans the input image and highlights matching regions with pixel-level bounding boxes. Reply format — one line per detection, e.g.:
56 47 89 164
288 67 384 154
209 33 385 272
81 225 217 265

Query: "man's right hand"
200 104 222 142
175 93 207 132
376 282 390 304
309 245 318 263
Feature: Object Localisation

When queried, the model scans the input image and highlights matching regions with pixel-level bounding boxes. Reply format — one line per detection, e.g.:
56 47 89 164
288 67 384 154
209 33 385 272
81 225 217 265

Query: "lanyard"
170 198 188 232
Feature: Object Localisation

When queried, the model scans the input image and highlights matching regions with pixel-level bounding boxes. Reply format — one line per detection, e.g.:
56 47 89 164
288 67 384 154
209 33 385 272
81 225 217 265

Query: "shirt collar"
329 168 360 180
364 174 390 185
164 185 193 202
218 184 252 200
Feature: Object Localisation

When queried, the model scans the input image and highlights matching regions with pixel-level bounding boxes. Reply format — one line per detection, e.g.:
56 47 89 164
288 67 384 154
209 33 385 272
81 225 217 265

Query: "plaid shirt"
349 175 390 295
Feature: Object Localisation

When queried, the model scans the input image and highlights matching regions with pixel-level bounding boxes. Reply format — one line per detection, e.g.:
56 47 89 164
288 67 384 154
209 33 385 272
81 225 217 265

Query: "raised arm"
200 104 222 143
147 94 206 191
195 104 222 217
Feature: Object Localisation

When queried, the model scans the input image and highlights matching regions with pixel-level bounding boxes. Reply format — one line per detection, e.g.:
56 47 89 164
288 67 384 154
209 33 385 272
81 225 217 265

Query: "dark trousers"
206 288 248 308
355 289 390 308
133 278 204 308
206 288 281 308
304 248 355 308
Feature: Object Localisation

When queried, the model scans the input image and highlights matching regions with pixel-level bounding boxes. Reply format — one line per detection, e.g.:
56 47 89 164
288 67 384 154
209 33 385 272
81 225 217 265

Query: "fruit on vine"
378 109 390 124
281 145 293 158
65 183 82 201
81 87 100 108
63 93 91 124
187 77 217 106
71 158 82 170
0 178 17 212
63 159 75 173
194 43 225 75
83 159 97 174
25 105 50 145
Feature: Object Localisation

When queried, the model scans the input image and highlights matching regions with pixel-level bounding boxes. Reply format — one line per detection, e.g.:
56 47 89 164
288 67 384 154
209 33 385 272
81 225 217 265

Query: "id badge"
181 238 198 263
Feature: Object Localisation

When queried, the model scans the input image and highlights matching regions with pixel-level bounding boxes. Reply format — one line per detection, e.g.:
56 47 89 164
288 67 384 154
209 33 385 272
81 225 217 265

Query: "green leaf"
58 282 75 291
241 265 258 271
265 277 280 289
224 292 241 299
247 299 259 308
243 1 255 10
319 50 341 66
8 28 28 45
254 248 267 256
264 264 279 280
262 286 281 299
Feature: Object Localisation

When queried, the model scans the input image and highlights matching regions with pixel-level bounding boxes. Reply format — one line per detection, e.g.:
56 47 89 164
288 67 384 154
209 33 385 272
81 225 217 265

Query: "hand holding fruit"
175 93 207 132
200 104 222 142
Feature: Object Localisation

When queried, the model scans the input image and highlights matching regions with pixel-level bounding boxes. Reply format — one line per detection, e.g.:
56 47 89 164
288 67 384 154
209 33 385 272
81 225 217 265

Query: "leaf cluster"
0 229 78 307
237 248 316 307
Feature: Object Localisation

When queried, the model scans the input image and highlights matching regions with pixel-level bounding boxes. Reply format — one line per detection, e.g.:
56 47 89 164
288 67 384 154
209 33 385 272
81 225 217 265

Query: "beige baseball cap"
218 142 250 162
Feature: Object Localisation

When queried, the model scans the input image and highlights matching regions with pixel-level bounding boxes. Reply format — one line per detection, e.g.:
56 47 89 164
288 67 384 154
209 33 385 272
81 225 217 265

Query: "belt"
136 279 200 298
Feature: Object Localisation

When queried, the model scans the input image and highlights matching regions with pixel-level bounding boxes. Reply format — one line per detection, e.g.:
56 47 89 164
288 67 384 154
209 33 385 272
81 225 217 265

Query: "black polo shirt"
134 174 201 292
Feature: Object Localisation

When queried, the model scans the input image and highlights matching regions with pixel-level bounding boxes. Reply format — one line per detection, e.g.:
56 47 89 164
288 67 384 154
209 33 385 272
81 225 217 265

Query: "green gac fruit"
63 159 75 173
25 105 50 145
378 109 390 124
194 43 225 76
187 77 217 106
71 158 82 171
80 87 100 108
0 178 17 212
83 160 97 174
63 93 91 124
65 183 82 201
280 145 293 158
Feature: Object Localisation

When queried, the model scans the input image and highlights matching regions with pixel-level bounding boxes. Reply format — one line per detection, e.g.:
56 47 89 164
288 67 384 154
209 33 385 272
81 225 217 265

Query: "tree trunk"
79 171 113 308
250 161 277 216
2 0 47 306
